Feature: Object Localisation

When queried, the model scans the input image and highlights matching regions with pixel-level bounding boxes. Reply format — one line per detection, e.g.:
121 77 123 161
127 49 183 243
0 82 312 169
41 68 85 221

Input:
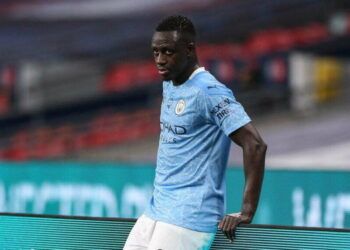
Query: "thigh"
148 221 215 250
123 215 156 250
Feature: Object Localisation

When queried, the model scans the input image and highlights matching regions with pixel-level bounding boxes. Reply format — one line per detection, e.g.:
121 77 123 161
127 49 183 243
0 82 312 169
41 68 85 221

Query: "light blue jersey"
145 68 251 233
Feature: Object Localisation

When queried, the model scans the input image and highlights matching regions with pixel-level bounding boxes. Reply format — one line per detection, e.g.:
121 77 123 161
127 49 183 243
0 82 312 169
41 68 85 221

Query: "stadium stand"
0 108 159 160
1 18 349 160
0 0 349 163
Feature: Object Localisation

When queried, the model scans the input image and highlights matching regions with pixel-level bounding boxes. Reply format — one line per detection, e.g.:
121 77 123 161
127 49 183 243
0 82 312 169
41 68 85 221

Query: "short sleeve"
199 85 251 136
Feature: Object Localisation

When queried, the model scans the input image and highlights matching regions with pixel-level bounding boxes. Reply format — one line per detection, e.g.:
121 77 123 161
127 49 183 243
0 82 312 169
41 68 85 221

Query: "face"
152 31 193 84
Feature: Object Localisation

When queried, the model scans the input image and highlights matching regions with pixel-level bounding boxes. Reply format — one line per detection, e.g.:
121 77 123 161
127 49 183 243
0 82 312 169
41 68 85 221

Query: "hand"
218 212 252 242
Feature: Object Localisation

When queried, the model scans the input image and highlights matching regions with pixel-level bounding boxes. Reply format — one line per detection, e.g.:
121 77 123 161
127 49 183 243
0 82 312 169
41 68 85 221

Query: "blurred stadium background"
0 0 349 230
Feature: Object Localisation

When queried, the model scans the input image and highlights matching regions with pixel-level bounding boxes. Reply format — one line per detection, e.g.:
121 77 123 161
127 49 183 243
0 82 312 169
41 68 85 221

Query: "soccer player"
124 15 267 250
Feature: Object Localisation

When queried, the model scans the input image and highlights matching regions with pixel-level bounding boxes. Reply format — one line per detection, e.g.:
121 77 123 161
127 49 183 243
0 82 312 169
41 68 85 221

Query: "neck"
173 63 199 86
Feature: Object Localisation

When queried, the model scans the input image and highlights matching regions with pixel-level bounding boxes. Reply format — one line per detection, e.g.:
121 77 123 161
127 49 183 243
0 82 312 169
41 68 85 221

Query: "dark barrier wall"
0 213 349 249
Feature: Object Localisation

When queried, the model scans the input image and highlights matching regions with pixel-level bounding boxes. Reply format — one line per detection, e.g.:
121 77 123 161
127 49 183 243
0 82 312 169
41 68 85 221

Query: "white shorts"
123 215 215 250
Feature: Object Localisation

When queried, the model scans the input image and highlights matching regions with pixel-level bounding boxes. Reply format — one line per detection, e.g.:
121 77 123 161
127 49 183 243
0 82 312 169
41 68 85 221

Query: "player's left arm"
218 122 267 242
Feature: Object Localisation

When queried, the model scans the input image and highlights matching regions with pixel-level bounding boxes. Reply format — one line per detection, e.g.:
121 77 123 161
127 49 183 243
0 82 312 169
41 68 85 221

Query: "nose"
155 53 166 65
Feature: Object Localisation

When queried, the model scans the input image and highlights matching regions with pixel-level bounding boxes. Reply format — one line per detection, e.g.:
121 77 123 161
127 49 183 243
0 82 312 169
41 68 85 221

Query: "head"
152 15 198 85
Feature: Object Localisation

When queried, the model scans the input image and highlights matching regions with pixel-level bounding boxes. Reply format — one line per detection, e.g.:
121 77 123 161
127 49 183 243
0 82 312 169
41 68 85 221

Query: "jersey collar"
189 67 205 80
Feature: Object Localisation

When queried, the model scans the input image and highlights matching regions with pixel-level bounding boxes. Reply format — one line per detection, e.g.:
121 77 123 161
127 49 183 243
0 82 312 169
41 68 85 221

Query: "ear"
187 42 195 56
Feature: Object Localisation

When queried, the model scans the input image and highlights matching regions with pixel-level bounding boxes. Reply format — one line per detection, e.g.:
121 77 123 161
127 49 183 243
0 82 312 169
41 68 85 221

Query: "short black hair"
156 15 196 40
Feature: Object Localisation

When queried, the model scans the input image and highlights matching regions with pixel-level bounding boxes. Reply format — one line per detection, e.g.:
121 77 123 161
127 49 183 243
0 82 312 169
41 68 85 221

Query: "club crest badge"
175 99 186 115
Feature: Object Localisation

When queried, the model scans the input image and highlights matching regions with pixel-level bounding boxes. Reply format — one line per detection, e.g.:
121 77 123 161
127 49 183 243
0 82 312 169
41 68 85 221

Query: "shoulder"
189 71 234 98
